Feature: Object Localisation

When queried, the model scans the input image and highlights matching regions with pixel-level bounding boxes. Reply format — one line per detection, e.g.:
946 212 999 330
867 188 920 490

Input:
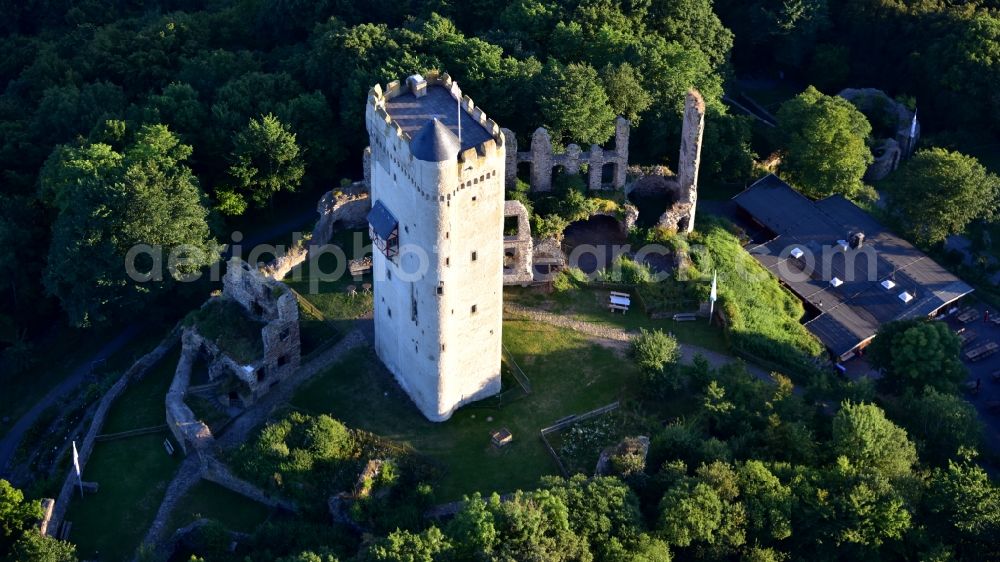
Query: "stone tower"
364 72 505 421
676 90 705 233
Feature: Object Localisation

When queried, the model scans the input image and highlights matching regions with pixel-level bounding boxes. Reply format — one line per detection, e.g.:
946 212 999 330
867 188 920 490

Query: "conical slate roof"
410 118 460 162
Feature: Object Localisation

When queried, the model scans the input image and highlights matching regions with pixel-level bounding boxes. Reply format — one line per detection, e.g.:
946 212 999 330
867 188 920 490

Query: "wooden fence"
538 401 621 477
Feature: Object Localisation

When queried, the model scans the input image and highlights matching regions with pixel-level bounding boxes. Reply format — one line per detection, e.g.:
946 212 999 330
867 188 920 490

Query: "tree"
539 62 616 146
601 63 652 125
894 388 982 466
925 459 1000 560
831 402 917 483
658 482 724 547
776 86 874 201
541 475 644 558
361 527 452 562
40 124 217 326
883 148 1000 245
229 113 305 208
866 320 966 394
1 479 76 561
631 329 681 382
649 0 734 70
738 461 793 542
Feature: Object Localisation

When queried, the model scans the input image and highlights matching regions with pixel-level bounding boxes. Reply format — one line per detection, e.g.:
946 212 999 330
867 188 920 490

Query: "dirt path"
503 302 778 385
0 323 142 477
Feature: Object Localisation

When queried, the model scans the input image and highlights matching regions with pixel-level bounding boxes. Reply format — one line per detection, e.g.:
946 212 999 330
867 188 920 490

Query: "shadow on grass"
290 318 644 501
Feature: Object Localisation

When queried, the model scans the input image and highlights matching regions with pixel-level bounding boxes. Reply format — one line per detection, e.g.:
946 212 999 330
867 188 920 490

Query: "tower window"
471 305 478 314
472 196 477 201
387 307 392 318
437 284 444 295
472 251 478 261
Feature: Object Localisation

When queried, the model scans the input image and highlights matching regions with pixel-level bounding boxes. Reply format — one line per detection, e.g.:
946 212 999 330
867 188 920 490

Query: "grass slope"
291 318 643 501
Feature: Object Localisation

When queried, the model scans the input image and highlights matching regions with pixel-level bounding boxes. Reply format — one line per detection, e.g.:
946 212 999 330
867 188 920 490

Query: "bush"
532 214 570 240
600 255 652 284
631 328 680 383
552 267 589 292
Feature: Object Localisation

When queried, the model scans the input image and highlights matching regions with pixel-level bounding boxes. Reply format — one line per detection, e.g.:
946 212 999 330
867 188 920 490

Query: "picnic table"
957 307 980 324
965 341 999 362
958 329 979 348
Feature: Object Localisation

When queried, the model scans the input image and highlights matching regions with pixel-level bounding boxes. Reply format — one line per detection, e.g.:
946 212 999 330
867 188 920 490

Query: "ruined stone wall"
502 117 630 192
48 329 181 536
314 183 371 247
839 87 920 165
167 331 215 455
503 200 534 285
674 90 706 233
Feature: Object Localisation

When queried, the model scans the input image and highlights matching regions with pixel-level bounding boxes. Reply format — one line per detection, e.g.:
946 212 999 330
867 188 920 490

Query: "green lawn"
503 285 729 353
291 318 644 501
166 480 272 533
284 229 374 336
65 347 183 562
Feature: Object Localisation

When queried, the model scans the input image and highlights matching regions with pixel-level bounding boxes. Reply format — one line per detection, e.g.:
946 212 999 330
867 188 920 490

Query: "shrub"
632 328 680 383
600 255 652 284
532 214 570 240
552 267 589 292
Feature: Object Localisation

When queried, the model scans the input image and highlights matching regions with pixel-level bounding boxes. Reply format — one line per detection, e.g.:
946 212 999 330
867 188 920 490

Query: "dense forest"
3 0 998 339
1 1 1000 560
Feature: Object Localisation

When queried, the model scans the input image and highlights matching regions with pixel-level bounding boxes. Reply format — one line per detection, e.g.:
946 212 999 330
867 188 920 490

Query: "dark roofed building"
733 174 973 360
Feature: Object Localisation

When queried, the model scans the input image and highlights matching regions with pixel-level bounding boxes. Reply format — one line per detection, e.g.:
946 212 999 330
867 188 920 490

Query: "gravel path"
503 302 776 384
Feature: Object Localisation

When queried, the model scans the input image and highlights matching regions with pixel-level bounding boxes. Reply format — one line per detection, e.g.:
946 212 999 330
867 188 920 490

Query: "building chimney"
849 231 865 249
407 74 427 98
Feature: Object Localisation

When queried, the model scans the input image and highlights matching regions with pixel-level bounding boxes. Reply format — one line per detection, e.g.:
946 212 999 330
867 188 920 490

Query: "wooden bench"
608 291 631 314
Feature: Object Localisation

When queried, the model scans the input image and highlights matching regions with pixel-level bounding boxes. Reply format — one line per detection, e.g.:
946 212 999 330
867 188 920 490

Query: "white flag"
452 81 462 143
710 271 718 303
72 441 80 477
910 108 918 138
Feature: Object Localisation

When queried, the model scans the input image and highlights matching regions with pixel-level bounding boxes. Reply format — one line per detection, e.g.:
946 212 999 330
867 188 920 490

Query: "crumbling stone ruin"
502 117 630 192
503 200 534 285
185 259 301 408
315 182 371 247
838 88 920 181
628 90 706 234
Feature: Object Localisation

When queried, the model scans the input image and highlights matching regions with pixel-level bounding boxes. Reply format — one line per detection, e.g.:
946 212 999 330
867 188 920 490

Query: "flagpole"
709 271 717 324
72 441 83 498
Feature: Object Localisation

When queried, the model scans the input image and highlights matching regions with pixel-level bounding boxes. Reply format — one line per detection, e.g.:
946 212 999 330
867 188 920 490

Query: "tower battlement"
367 71 505 169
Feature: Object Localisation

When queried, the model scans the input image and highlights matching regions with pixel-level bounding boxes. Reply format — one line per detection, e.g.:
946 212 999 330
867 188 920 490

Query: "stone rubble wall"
47 328 181 536
503 200 534 285
201 456 296 512
166 330 216 456
502 117 630 192
314 183 371 247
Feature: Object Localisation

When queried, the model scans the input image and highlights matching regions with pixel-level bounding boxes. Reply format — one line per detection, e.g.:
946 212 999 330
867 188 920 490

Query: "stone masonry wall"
502 116 630 192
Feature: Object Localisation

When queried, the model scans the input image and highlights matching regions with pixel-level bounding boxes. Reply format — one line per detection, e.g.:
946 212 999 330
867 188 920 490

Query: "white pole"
709 271 717 324
72 441 83 498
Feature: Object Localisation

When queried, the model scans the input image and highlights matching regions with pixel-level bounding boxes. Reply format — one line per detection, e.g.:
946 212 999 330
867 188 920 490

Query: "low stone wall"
201 456 296 512
259 240 309 281
166 330 215 456
48 328 181 536
314 183 371 246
